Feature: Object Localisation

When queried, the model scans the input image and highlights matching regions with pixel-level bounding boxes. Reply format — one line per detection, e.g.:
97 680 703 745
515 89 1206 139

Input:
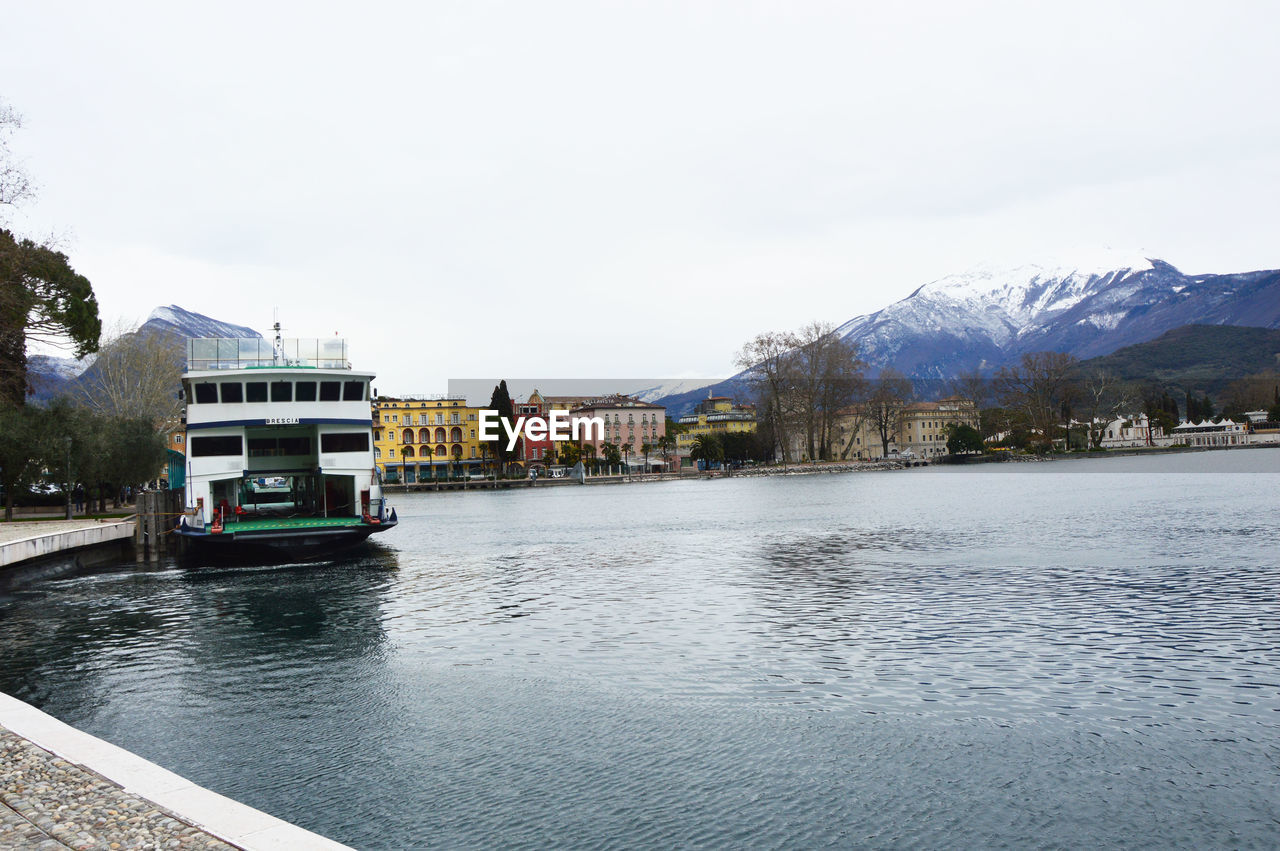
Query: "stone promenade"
1 725 236 850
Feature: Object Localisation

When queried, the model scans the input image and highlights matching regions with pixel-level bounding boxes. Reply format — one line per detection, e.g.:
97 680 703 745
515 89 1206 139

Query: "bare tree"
0 100 35 219
950 368 991 409
866 368 913 457
994 351 1078 448
735 330 800 464
77 320 184 421
1076 368 1131 449
1223 371 1280 415
789 321 866 460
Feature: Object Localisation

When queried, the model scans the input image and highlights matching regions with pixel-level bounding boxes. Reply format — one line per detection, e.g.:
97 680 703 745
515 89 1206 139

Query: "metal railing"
186 338 350 371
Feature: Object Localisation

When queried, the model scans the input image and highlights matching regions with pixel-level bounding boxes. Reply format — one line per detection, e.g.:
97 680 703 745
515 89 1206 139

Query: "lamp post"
64 435 72 520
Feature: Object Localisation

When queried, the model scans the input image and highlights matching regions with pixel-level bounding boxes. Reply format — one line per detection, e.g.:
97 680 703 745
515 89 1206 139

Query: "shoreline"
0 692 350 850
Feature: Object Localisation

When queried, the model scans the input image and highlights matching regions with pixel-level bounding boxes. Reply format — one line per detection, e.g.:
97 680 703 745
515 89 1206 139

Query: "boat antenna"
272 310 284 365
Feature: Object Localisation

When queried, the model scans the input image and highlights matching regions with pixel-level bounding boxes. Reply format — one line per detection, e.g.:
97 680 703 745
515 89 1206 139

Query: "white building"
1169 418 1249 448
1098 413 1164 449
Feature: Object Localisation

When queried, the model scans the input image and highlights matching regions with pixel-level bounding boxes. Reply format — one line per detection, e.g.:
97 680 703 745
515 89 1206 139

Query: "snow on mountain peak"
919 250 1154 302
142 305 261 339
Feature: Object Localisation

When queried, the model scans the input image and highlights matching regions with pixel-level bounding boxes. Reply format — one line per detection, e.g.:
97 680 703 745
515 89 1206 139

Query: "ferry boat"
175 324 396 556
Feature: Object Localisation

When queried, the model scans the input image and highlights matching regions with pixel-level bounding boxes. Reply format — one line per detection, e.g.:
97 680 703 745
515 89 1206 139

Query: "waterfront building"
372 396 484 482
514 390 554 470
1099 413 1165 448
676 396 757 467
569 395 667 469
1169 418 1250 448
159 416 186 488
831 396 980 460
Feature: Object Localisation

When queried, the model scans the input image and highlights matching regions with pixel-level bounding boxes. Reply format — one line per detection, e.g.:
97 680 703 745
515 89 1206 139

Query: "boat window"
194 383 218 404
220 382 243 403
246 382 268 403
295 381 317 402
271 381 293 402
190 435 243 457
343 380 366 401
321 432 369 453
319 381 341 401
248 436 312 457
280 437 310 454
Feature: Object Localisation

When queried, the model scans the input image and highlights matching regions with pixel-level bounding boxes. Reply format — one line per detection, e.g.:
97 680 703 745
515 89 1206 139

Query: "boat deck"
218 516 369 533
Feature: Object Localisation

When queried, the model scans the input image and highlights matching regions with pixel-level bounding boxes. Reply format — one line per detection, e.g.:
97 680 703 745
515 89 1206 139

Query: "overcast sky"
5 1 1279 393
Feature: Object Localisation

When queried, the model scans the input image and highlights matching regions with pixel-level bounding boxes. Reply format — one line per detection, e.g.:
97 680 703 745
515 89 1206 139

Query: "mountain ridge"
26 306 261 401
651 254 1280 415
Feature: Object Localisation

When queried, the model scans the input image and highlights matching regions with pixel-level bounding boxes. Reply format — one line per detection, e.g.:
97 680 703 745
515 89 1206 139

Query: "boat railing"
187 337 350 371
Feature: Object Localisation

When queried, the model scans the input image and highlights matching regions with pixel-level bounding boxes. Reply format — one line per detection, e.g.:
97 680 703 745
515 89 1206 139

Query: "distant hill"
28 306 260 402
1075 324 1280 396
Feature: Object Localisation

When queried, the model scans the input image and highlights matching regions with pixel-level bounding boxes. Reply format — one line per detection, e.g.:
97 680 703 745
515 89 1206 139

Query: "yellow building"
372 396 485 482
832 396 980 460
676 396 757 464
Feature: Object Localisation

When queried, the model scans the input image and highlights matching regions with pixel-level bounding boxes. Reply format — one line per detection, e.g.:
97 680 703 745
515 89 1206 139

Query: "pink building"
570 395 666 468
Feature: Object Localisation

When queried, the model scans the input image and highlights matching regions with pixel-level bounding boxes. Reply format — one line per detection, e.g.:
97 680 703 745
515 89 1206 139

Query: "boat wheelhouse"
175 326 396 555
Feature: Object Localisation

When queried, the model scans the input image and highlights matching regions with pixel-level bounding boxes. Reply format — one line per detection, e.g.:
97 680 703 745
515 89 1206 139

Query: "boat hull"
175 518 397 561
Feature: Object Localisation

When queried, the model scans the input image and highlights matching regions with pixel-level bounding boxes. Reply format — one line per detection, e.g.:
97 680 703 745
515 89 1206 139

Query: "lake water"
2 450 1279 849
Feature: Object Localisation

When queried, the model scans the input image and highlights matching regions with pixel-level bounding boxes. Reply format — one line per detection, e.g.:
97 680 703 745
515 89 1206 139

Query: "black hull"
175 521 396 563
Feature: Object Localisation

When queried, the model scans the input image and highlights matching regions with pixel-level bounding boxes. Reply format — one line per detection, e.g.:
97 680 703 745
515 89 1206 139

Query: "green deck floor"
219 516 368 533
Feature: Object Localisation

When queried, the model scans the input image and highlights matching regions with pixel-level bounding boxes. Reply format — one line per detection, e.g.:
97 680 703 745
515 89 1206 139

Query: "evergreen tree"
0 403 39 519
1 230 102 407
689 434 724 470
945 423 985 455
487 379 515 474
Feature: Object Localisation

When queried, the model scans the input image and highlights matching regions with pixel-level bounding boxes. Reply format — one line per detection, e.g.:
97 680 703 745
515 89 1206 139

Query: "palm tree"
657 434 675 473
621 442 633 472
601 442 621 470
641 441 653 474
690 434 724 472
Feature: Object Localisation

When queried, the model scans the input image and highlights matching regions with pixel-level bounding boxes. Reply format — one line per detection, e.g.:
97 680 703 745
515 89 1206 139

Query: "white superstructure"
178 325 393 553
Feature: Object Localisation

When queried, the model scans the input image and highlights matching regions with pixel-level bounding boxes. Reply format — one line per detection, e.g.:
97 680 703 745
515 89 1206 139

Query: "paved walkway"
1 725 236 850
0 520 120 547
0 693 352 850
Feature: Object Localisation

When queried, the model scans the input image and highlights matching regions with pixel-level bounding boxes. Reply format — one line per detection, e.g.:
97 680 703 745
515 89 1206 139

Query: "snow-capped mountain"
835 253 1280 378
138 305 260 343
647 252 1280 415
26 306 261 400
632 378 725 404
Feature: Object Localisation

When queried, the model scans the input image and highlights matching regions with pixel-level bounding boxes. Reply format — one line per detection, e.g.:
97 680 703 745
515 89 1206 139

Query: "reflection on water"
2 451 1280 849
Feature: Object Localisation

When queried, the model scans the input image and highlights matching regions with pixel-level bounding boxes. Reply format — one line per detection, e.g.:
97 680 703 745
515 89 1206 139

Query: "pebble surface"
0 726 237 851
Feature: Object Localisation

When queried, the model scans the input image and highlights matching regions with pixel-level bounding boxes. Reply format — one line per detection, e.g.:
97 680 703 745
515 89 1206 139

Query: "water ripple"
1 455 1279 848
